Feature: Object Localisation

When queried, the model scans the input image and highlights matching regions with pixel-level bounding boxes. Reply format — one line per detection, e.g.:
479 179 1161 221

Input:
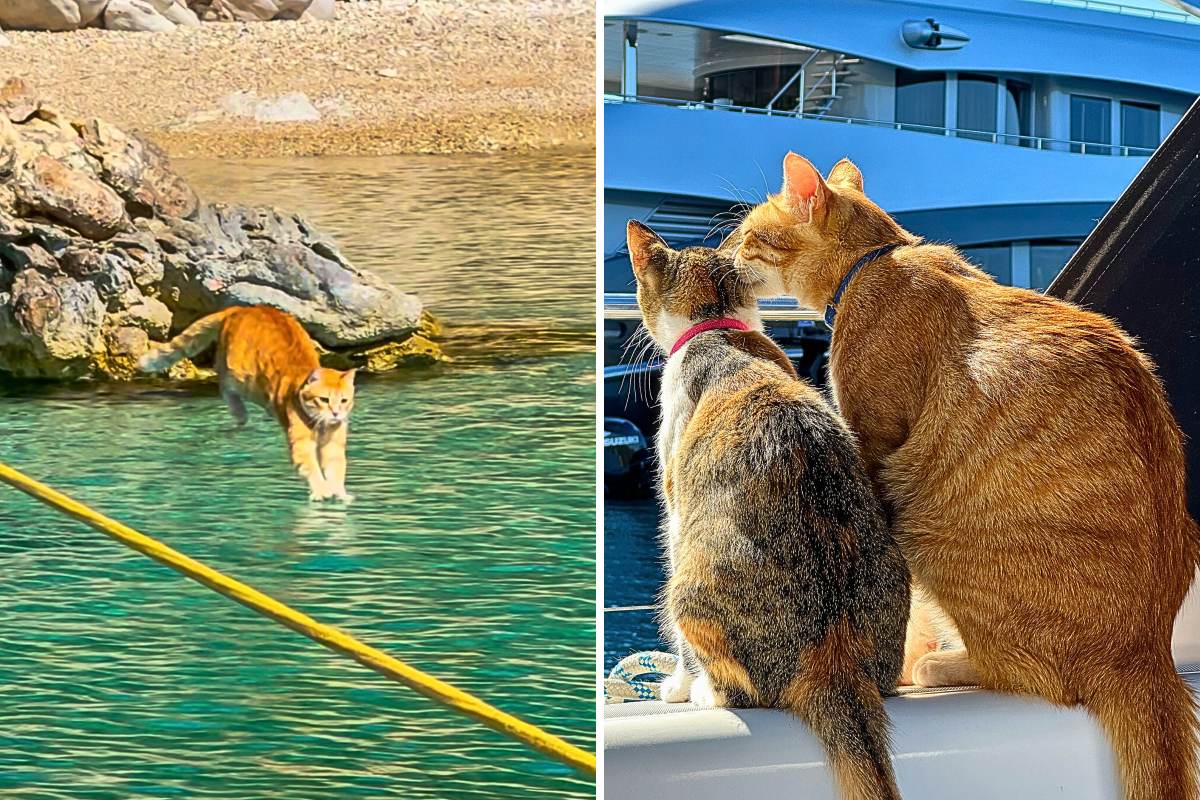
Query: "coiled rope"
604 650 677 704
0 460 595 779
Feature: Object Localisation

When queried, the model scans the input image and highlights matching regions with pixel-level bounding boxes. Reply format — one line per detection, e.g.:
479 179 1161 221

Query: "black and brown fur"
628 220 911 800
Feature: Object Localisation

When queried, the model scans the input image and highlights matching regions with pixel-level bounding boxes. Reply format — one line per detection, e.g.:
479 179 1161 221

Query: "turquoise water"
0 152 596 799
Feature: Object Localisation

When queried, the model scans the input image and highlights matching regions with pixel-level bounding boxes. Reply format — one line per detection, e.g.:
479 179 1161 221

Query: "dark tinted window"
1121 101 1160 155
962 244 1011 284
706 65 803 110
957 73 997 141
1031 239 1081 291
896 70 945 131
1005 80 1032 145
1071 95 1111 154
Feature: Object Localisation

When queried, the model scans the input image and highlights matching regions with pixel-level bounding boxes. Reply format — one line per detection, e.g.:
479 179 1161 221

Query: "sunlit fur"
629 220 910 800
733 153 1200 800
138 306 356 503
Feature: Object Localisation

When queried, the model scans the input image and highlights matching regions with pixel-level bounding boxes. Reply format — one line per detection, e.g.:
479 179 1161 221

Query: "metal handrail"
604 293 825 321
1024 0 1200 24
766 49 821 111
604 94 1156 157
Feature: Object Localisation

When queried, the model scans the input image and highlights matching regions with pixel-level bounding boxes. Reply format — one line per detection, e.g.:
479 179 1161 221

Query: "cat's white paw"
332 490 355 505
689 674 717 707
659 668 693 703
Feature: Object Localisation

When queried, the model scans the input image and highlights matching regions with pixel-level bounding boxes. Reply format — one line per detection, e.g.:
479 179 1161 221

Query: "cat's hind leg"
901 583 965 685
911 648 981 687
224 390 249 427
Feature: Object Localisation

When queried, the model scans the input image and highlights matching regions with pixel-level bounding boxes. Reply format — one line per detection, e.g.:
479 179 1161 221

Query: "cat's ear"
828 158 863 192
627 220 669 283
780 152 827 222
306 369 322 385
343 368 357 385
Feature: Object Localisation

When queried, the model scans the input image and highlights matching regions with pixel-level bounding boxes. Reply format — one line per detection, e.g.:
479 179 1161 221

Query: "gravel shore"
0 0 594 158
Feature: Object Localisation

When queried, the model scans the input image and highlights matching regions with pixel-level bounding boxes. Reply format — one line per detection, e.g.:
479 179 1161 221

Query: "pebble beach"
0 0 594 158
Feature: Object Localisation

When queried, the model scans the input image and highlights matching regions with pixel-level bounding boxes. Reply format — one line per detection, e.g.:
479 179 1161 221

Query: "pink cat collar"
669 318 750 357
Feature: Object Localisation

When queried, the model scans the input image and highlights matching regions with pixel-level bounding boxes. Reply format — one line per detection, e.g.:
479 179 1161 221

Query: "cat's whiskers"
619 324 659 407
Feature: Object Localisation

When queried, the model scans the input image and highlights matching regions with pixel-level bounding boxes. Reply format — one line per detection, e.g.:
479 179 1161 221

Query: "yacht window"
705 66 805 110
962 244 1012 285
1121 101 1160 156
957 73 998 141
1070 95 1112 155
1031 239 1082 291
1005 80 1033 146
603 22 622 95
896 70 946 132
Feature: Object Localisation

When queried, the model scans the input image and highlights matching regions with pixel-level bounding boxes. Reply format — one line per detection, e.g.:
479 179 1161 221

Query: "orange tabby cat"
730 153 1200 800
138 305 356 503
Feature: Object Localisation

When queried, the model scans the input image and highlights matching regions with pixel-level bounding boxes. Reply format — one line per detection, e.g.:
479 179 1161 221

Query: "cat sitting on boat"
730 152 1200 800
138 305 357 503
628 220 910 800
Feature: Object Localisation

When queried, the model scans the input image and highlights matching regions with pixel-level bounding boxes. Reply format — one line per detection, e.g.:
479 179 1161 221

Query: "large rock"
74 119 199 219
160 204 423 346
103 0 177 31
0 77 439 381
77 0 109 26
12 154 129 241
304 0 334 20
0 269 105 377
185 0 316 22
145 0 200 26
0 0 82 31
0 78 43 125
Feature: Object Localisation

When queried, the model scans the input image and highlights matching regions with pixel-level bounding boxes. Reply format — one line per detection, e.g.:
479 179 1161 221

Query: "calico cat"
138 305 356 503
731 152 1200 800
628 220 910 800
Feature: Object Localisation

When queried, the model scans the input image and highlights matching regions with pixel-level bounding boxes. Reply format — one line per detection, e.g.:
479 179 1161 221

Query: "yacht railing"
605 94 1157 157
604 293 824 321
1021 0 1200 24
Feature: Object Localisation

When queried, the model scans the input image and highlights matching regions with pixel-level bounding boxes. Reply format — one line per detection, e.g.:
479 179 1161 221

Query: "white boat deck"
605 670 1200 799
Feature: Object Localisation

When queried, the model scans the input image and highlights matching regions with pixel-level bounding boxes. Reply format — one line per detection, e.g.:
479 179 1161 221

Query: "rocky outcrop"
0 77 442 381
0 0 332 30
0 0 82 32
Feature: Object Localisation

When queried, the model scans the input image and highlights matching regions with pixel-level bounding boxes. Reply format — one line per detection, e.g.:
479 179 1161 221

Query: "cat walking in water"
628 220 910 800
732 153 1200 800
138 305 357 503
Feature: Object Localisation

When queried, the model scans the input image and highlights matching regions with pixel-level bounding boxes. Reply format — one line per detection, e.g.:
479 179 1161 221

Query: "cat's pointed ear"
343 368 357 385
780 152 826 222
828 158 863 192
627 220 670 283
306 368 322 385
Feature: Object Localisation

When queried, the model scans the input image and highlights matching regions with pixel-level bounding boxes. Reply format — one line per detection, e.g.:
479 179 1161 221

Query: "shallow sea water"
0 152 596 799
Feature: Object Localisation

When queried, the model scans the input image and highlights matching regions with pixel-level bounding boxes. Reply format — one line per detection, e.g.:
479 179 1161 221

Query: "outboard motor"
604 417 653 499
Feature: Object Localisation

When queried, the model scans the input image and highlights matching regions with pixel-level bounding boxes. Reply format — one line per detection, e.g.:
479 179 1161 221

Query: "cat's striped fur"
629 220 910 800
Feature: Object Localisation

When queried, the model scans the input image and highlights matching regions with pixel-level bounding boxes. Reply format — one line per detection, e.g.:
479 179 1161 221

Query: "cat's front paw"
659 668 693 703
689 674 717 707
331 490 355 505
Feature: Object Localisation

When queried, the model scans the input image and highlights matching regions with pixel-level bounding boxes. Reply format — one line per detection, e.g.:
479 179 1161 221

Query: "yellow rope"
0 460 596 779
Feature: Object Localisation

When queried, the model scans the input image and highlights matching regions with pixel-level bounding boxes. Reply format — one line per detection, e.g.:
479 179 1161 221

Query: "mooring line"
0 460 595 779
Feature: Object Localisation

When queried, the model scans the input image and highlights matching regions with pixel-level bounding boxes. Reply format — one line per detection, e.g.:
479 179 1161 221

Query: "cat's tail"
137 308 235 373
790 668 903 800
1086 655 1199 800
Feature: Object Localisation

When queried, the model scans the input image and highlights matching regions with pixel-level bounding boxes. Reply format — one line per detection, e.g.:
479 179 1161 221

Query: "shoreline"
0 0 595 159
